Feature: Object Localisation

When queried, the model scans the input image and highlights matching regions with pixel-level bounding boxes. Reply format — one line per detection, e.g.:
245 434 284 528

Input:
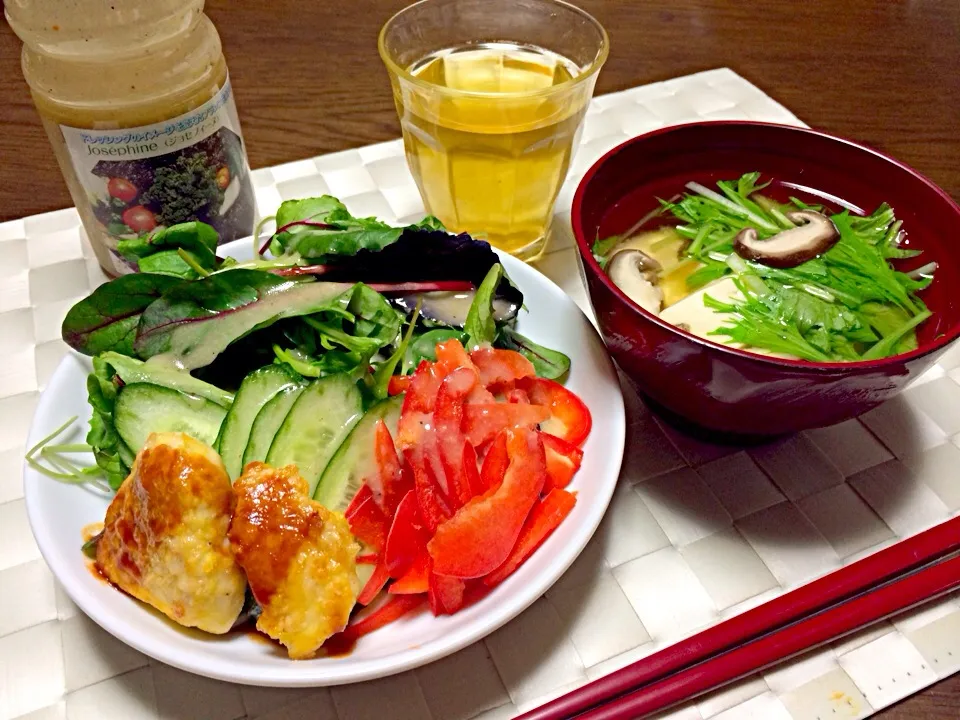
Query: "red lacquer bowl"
572 122 960 437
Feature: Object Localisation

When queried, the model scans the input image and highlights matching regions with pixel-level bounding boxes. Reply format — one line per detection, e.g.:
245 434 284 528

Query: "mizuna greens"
594 173 936 362
45 196 570 491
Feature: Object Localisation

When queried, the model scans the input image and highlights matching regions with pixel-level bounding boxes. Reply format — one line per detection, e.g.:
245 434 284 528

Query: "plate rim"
23 246 625 687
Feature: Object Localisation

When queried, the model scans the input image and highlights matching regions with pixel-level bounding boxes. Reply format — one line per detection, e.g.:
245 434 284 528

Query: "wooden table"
0 2 957 717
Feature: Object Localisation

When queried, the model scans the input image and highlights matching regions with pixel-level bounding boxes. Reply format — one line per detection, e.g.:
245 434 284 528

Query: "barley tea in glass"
379 0 608 261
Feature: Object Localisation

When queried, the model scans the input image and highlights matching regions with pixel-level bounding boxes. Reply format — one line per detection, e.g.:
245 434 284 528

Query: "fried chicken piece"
96 432 246 634
229 462 360 659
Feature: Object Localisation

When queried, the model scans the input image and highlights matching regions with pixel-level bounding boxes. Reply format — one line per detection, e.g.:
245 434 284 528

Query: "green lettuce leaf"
117 221 219 273
85 356 129 490
271 283 404 385
61 273 182 356
270 195 444 260
98 351 234 407
134 269 352 370
404 328 468 371
303 284 402 356
273 345 364 379
497 327 571 380
136 249 201 279
371 306 421 400
464 264 503 349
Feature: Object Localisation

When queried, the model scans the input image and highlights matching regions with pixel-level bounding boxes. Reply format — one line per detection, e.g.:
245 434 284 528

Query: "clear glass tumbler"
379 0 608 261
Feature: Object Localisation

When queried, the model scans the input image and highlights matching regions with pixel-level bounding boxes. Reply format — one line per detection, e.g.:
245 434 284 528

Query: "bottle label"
59 77 256 274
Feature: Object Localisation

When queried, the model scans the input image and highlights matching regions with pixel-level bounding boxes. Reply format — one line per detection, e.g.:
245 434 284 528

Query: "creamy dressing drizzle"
395 291 519 327
147 281 351 372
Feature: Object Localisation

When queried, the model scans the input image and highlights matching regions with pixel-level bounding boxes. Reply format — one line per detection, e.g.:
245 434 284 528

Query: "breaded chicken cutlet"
96 432 246 634
229 462 360 659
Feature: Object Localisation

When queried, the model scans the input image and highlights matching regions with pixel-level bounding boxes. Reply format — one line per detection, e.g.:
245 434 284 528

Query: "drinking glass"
379 0 608 261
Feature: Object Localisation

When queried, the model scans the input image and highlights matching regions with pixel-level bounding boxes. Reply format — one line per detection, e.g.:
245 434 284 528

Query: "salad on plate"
29 196 594 660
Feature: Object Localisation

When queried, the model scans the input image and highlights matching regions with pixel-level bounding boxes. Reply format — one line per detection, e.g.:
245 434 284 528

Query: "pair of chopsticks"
519 515 960 720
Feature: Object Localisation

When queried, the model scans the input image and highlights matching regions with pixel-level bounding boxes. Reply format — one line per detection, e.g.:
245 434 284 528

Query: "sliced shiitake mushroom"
607 249 664 315
734 210 839 268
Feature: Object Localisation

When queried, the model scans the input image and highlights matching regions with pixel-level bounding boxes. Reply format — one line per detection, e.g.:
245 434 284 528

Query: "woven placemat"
1 68 957 720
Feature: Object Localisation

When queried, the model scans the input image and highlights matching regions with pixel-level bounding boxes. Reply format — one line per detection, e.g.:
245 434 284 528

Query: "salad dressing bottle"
6 0 256 275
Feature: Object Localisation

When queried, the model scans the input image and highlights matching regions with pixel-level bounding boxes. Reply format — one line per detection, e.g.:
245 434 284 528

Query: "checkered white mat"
1 68 957 720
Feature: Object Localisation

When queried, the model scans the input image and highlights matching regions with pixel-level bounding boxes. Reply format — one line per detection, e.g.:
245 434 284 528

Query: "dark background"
1 1 958 221
1 1 958 715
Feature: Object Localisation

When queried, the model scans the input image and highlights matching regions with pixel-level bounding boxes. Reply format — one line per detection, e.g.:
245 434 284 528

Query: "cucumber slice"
217 365 301 479
355 562 376 589
313 395 402 510
266 375 363 497
117 441 136 470
114 383 227 454
242 384 306 469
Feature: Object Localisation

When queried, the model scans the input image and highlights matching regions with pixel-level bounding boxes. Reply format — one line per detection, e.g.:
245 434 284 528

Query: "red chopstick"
583 552 960 719
519 516 960 720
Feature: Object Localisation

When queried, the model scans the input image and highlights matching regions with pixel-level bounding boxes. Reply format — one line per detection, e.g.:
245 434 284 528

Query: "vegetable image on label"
59 79 256 275
88 128 254 254
121 206 157 233
107 177 138 204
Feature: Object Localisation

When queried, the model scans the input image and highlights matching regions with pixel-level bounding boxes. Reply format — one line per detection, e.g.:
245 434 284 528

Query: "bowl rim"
571 120 960 373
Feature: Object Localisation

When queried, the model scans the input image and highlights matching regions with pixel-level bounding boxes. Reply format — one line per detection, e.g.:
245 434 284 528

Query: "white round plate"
24 241 625 687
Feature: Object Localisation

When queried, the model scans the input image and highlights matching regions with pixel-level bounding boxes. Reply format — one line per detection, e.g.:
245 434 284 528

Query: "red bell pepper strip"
483 488 577 587
467 384 497 405
461 442 483 498
356 552 379 565
505 388 530 404
428 572 466 615
374 420 412 516
434 367 479 509
428 428 547 578
397 360 443 449
517 377 593 447
470 347 536 390
405 447 451 534
542 432 584 491
384 489 428 578
335 594 425 642
365 440 386 509
397 358 460 497
479 431 509 493
422 427 453 499
440 434 473 509
388 550 431 595
434 367 475 425
346 494 390 553
357 557 391 606
388 374 413 396
405 360 443 411
463 403 549 447
433 339 497 404
345 483 373 520
435 338 476 373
